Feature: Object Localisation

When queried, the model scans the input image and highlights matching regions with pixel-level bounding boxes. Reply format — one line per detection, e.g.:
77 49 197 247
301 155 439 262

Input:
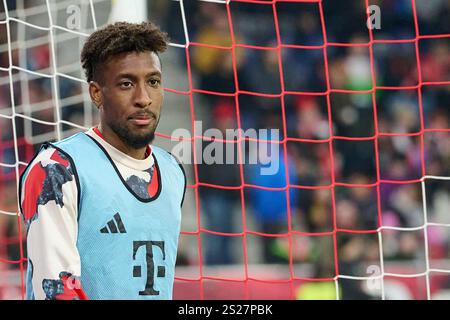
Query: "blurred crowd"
157 0 450 299
1 0 449 299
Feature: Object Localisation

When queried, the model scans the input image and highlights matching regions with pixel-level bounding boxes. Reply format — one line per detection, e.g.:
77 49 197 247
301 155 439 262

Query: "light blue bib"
26 132 185 300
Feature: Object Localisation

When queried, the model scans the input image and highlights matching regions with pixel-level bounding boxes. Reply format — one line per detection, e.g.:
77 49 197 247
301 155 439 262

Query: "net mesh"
0 0 449 300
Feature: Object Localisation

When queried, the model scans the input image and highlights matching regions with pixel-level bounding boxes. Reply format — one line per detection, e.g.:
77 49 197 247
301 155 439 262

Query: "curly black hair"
81 21 169 83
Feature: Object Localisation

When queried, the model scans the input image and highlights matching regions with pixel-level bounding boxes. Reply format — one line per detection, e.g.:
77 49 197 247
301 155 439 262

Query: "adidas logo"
100 213 127 234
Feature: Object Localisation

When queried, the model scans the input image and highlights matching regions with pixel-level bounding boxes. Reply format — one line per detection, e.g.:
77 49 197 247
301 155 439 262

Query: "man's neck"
97 124 147 160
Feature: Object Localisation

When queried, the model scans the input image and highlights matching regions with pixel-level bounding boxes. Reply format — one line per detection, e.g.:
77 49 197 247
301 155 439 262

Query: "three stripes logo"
100 213 127 234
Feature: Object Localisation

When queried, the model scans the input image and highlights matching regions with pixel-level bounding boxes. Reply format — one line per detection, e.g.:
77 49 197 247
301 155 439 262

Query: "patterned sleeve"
20 146 87 300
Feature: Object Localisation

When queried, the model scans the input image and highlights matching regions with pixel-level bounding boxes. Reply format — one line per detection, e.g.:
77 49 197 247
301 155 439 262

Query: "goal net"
0 0 449 300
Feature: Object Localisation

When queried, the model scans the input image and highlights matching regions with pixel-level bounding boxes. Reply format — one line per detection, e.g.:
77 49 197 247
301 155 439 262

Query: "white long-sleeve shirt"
20 128 158 299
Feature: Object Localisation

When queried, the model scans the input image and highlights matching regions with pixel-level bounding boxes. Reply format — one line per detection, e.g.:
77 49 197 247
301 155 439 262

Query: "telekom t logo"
132 241 166 296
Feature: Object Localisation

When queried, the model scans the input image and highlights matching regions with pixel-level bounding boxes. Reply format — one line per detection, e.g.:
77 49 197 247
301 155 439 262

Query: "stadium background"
0 0 449 299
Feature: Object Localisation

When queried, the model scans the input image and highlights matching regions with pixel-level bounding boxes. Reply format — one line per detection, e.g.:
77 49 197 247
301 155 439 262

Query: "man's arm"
20 147 87 300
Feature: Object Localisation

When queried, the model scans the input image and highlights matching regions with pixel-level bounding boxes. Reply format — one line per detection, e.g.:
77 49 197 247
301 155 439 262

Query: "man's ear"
89 81 103 109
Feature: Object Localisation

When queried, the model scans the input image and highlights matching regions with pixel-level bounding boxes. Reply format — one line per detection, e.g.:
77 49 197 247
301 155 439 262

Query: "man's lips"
128 113 155 126
129 118 151 125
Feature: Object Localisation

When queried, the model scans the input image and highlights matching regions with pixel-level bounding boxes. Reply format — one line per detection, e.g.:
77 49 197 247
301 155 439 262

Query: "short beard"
109 121 156 149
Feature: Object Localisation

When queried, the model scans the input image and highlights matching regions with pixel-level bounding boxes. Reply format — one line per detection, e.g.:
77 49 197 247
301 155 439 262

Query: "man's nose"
134 83 152 108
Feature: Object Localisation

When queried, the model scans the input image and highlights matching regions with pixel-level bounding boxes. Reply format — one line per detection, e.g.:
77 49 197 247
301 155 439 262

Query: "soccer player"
18 22 186 300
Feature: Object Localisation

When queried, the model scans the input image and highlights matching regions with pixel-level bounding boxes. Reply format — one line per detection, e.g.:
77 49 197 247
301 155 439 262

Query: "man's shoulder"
151 146 185 180
23 132 90 178
20 144 77 224
51 132 88 149
22 145 75 183
151 146 186 207
152 146 180 166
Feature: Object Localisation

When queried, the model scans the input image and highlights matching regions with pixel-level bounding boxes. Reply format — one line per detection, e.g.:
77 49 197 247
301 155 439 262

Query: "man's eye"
120 81 133 88
149 79 161 87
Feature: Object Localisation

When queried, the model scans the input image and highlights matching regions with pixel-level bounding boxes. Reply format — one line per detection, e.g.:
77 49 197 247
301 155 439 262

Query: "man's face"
96 51 164 149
